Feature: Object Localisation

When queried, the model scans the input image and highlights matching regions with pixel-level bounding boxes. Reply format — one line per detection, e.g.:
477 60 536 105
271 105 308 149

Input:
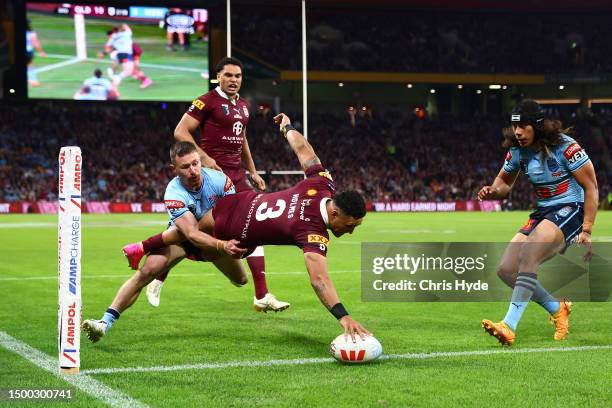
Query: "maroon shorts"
212 191 259 257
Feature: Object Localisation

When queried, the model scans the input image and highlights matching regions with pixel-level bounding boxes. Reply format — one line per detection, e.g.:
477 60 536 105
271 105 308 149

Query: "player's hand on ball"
224 239 247 258
577 231 593 261
202 155 222 171
477 186 496 201
339 316 372 342
273 113 291 130
251 173 266 191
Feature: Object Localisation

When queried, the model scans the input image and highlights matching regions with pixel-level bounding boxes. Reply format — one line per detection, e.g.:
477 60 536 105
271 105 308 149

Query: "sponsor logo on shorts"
191 99 205 110
165 200 185 209
556 206 574 218
307 189 317 196
308 234 329 246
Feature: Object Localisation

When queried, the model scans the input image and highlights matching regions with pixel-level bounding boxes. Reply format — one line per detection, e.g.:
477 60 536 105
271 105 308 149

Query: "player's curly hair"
334 191 366 219
170 141 197 164
216 57 243 73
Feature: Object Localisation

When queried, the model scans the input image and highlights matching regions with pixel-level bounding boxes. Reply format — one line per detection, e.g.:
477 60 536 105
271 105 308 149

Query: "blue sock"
101 308 120 332
531 282 560 315
503 272 537 331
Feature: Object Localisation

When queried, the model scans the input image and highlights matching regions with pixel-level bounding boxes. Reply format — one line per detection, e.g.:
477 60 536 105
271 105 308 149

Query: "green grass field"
27 12 208 101
1 212 611 407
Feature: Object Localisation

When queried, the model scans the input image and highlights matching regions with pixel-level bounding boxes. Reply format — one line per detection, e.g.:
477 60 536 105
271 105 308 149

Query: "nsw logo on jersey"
563 143 586 164
547 157 560 172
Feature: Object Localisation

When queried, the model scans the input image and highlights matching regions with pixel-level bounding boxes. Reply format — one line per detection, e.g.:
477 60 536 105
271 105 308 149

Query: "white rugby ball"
330 334 383 364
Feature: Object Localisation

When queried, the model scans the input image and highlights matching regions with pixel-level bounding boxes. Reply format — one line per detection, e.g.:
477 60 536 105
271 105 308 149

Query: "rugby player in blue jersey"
82 142 247 342
478 99 598 346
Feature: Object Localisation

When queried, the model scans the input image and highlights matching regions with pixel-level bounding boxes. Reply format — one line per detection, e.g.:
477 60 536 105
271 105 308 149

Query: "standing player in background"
26 19 46 87
123 57 289 312
478 99 598 346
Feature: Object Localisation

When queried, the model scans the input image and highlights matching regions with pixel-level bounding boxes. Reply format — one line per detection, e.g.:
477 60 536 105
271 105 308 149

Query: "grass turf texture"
0 212 611 407
27 12 208 101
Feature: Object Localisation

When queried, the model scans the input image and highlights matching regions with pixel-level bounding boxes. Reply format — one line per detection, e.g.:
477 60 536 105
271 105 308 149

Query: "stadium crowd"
0 102 610 210
233 7 612 74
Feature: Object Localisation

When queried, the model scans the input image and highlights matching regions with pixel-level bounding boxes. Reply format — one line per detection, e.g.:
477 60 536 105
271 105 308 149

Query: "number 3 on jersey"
255 199 286 221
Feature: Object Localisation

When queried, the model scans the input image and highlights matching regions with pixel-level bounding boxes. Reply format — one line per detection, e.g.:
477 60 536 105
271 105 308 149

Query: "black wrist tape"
330 303 348 320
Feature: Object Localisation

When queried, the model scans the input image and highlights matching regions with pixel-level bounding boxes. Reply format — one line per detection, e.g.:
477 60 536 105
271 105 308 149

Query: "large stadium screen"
26 3 209 101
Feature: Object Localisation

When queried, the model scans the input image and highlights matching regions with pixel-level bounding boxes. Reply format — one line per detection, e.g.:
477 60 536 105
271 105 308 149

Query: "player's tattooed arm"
304 252 340 309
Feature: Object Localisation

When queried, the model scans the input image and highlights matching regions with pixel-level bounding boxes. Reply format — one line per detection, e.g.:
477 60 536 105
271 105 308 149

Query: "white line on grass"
80 345 612 375
0 331 149 408
36 57 81 74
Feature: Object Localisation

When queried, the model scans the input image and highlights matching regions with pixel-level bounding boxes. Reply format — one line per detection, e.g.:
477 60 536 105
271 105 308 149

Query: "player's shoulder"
555 133 583 156
165 176 187 196
201 167 226 179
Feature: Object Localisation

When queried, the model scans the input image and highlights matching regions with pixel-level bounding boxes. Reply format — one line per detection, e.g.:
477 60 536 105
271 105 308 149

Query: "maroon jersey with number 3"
186 88 250 170
213 164 335 256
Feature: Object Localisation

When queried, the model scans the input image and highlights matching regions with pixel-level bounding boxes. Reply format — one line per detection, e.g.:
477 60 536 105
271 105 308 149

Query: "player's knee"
233 274 248 286
496 264 517 287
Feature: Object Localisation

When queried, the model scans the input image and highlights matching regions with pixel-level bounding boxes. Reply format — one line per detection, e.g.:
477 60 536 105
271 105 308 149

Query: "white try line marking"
0 270 357 281
0 331 149 408
36 57 82 73
80 345 612 375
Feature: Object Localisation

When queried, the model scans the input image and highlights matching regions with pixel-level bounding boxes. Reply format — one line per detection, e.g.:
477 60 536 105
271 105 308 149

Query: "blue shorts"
117 53 133 62
519 202 584 244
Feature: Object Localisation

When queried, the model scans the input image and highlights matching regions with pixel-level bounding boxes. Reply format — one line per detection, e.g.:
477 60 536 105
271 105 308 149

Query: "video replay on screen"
26 2 209 101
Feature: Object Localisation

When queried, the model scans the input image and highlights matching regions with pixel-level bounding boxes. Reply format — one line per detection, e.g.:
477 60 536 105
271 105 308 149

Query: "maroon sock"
142 233 165 254
247 255 268 300
157 270 169 282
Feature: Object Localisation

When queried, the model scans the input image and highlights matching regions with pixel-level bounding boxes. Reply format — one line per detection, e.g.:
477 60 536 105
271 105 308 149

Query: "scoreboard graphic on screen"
26 2 210 101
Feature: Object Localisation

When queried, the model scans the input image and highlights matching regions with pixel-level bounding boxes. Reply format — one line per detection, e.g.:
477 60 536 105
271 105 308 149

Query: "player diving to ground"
105 113 372 340
478 99 598 346
82 141 248 342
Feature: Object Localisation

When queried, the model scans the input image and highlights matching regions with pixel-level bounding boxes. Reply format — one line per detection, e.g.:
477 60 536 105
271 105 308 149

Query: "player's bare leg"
83 245 185 342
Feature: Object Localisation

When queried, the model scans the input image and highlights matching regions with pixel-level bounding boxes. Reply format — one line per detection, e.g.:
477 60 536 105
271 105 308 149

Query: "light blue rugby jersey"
164 168 235 226
502 134 590 207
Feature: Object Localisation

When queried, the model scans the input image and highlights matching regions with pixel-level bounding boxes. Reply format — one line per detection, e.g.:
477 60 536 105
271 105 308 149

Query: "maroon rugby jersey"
186 87 250 170
213 165 335 256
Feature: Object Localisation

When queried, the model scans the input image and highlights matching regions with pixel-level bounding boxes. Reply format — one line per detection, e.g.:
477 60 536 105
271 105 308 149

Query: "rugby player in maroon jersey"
124 113 371 339
122 58 288 312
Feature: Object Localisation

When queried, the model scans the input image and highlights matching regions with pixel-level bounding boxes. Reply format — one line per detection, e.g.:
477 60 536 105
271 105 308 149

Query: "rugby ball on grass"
330 334 383 363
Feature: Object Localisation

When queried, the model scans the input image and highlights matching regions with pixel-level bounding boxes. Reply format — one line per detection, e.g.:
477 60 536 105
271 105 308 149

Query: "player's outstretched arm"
174 114 222 171
304 252 371 340
174 210 246 258
273 113 321 171
478 169 518 200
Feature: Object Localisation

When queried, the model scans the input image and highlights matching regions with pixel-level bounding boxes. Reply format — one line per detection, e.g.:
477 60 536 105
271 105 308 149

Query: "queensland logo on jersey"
308 234 329 246
221 104 230 116
307 189 317 196
191 99 205 111
563 143 586 164
556 206 574 218
547 157 560 172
